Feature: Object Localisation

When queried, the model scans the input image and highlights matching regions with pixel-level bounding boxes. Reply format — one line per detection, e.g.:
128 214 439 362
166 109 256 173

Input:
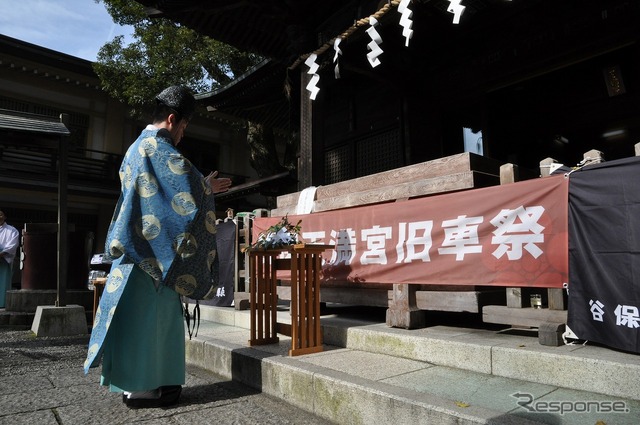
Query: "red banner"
254 175 569 288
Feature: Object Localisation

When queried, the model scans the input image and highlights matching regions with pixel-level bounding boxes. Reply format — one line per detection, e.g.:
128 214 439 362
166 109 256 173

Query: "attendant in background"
0 210 19 308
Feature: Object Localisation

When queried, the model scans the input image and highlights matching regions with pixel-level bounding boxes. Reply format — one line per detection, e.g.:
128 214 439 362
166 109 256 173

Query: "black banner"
198 220 236 307
567 156 640 353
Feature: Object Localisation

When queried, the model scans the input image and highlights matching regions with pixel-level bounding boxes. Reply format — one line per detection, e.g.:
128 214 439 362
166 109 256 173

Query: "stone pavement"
187 304 640 425
2 303 640 425
0 329 332 425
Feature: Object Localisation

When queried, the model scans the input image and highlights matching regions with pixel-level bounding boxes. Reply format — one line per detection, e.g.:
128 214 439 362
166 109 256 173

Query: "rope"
288 0 403 70
565 156 603 178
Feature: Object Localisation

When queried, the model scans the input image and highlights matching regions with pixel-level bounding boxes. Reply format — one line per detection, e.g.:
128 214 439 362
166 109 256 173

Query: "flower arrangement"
247 215 302 251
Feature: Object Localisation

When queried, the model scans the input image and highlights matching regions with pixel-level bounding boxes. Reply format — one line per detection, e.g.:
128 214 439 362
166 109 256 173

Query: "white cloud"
0 0 134 61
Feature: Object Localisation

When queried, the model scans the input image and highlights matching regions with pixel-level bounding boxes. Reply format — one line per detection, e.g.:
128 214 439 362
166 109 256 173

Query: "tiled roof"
0 109 70 135
136 0 349 62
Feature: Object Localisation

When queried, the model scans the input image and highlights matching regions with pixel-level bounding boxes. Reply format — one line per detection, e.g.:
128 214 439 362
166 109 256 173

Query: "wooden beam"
483 305 567 328
277 152 503 208
273 171 499 215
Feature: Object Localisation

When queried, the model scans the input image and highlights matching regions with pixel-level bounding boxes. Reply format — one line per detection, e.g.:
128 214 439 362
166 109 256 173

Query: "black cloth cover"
198 220 236 307
567 156 640 353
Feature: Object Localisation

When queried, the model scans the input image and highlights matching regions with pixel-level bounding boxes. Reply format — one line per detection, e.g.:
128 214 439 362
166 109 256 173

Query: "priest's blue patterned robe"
84 126 218 388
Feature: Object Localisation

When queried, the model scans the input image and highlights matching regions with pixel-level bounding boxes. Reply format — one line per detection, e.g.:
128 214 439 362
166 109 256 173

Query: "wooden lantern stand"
248 244 333 356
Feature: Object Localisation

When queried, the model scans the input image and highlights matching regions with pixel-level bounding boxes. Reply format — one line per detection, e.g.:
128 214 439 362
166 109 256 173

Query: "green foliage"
247 216 303 251
93 0 262 118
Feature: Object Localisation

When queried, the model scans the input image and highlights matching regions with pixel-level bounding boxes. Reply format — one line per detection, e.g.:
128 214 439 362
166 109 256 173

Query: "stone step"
185 305 640 424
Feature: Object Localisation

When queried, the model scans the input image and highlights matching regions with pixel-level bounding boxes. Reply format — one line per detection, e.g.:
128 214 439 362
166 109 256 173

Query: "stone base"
6 289 93 313
538 322 566 346
386 308 425 329
234 292 250 310
31 305 88 337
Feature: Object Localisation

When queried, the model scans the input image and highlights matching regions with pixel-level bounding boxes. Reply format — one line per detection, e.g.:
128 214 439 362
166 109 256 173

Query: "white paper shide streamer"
305 53 320 100
333 38 342 79
447 0 466 24
366 16 383 68
398 0 413 47
296 186 317 214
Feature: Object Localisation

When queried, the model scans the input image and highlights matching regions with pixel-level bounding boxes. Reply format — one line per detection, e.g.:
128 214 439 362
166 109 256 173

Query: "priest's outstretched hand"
206 170 232 193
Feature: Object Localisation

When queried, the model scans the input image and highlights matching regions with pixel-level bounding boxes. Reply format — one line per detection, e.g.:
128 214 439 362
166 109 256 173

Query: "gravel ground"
0 329 334 425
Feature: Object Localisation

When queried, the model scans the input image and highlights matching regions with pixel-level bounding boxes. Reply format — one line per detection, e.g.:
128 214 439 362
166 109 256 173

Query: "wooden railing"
0 142 122 188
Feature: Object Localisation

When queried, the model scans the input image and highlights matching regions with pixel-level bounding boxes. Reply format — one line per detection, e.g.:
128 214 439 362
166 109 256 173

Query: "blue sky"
0 0 134 62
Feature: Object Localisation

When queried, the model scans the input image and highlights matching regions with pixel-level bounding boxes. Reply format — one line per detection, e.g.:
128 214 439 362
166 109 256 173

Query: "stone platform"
186 304 640 424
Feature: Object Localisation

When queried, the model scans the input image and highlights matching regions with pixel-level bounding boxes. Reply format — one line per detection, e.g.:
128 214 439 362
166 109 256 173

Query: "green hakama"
99 264 185 392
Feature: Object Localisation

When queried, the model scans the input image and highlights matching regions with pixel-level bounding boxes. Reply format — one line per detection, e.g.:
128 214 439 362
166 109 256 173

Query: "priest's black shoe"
122 385 182 408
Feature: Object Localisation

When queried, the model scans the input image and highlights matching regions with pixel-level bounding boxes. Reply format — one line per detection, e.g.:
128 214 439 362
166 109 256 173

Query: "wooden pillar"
539 157 558 177
545 149 604 310
538 157 566 311
386 283 425 329
583 149 604 165
499 163 516 184
299 73 313 190
500 164 529 307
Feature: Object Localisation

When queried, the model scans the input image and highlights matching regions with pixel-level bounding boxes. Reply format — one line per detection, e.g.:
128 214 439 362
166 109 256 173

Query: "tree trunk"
247 121 286 178
247 121 295 209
